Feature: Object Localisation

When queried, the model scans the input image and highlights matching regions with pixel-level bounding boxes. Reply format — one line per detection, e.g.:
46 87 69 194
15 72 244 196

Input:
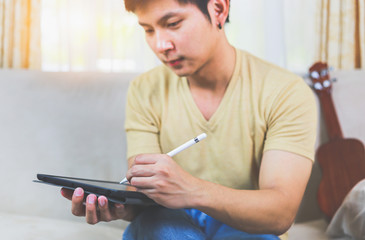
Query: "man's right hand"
61 187 140 224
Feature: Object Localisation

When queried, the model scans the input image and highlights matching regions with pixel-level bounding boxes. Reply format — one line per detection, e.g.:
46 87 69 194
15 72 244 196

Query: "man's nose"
155 32 174 53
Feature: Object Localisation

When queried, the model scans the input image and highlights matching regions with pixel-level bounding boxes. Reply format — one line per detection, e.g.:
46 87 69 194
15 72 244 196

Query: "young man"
61 0 317 239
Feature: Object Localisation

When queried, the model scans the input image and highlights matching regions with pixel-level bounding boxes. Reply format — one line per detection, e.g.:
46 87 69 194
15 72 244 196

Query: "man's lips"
165 57 184 67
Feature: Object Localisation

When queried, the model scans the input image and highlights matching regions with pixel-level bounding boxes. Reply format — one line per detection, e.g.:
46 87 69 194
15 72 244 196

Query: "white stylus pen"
119 133 207 184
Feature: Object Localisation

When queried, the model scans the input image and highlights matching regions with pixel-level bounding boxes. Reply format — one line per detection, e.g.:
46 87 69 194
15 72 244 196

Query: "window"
41 0 318 73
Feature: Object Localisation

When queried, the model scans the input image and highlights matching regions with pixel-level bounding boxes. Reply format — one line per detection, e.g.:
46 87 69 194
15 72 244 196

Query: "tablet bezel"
34 174 157 206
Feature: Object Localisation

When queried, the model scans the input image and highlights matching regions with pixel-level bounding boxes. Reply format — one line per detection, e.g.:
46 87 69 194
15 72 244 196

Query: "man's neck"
186 41 236 121
187 42 236 94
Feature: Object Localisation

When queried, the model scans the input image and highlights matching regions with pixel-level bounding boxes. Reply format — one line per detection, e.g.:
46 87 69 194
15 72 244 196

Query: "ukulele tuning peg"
310 71 320 79
313 82 323 90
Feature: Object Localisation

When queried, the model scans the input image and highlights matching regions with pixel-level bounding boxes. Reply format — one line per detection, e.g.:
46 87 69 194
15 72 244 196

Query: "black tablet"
34 174 157 206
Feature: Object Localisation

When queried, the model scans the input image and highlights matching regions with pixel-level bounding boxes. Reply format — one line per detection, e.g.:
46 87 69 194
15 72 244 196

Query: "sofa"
0 69 364 240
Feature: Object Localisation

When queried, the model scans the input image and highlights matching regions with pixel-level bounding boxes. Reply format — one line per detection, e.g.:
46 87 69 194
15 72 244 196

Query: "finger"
60 188 73 200
71 187 86 217
114 204 138 222
130 176 157 189
85 194 99 224
134 154 159 165
113 204 127 219
127 164 156 180
98 196 113 222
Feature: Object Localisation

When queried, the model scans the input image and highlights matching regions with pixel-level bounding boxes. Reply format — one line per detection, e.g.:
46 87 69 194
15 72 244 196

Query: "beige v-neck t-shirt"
124 49 317 190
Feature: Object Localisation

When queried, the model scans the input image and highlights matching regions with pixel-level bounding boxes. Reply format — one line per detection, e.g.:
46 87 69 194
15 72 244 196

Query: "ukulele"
308 62 365 220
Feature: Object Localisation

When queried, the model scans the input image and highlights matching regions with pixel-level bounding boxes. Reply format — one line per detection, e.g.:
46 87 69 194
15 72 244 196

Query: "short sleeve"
124 77 162 159
263 77 318 161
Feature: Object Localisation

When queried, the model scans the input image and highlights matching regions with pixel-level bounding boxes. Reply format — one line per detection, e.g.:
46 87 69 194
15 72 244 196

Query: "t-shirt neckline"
180 48 242 129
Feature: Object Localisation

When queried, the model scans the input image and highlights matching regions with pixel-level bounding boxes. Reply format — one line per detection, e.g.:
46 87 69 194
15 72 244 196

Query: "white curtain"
317 0 365 70
0 0 41 69
226 0 318 73
41 0 319 73
41 0 159 72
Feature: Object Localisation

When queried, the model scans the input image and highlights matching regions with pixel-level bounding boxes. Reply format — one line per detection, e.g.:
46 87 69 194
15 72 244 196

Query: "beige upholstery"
0 70 136 239
0 213 124 240
288 219 329 240
0 69 364 239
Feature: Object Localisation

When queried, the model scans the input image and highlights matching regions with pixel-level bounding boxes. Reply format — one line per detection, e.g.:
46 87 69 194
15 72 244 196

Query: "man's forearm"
191 180 297 235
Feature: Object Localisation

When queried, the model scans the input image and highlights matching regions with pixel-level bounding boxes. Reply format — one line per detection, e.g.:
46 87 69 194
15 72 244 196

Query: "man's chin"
167 67 189 77
174 72 189 77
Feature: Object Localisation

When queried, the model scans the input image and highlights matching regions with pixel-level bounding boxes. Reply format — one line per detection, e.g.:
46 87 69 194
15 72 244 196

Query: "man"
61 0 317 239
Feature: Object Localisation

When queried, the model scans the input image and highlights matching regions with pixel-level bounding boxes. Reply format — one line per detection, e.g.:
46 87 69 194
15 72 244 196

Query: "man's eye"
167 20 182 28
145 29 154 34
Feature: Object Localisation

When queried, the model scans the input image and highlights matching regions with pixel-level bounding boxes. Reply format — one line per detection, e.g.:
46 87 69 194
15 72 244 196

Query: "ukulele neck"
318 89 343 140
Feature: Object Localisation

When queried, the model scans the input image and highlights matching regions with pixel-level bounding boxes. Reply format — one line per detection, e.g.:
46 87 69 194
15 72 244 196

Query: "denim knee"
123 207 205 240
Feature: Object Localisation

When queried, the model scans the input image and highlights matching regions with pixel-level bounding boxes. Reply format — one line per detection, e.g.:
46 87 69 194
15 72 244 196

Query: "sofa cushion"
288 219 328 240
0 212 124 240
0 70 137 221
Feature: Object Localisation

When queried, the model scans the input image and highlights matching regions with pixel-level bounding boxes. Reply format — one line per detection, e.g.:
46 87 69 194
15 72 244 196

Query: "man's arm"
195 150 312 235
127 150 312 235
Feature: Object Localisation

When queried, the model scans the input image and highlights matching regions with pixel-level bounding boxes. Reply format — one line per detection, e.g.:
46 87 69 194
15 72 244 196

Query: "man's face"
135 0 219 77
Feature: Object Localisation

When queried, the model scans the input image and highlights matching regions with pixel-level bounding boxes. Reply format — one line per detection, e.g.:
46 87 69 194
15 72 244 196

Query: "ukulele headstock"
308 62 333 93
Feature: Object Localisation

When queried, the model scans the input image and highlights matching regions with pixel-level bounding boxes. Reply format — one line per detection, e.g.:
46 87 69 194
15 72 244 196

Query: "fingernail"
99 198 106 207
74 188 83 197
87 195 95 204
115 204 124 209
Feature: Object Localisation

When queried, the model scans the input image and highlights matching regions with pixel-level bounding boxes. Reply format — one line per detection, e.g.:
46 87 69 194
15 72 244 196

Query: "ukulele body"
317 138 365 219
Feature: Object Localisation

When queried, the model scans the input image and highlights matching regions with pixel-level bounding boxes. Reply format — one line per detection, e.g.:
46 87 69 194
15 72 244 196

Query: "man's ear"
211 0 230 28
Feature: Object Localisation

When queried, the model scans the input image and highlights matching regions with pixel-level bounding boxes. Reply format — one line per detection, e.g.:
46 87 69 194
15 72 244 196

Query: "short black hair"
124 0 230 23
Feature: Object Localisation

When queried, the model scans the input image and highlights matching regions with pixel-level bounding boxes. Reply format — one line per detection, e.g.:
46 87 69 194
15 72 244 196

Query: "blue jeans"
123 207 279 240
